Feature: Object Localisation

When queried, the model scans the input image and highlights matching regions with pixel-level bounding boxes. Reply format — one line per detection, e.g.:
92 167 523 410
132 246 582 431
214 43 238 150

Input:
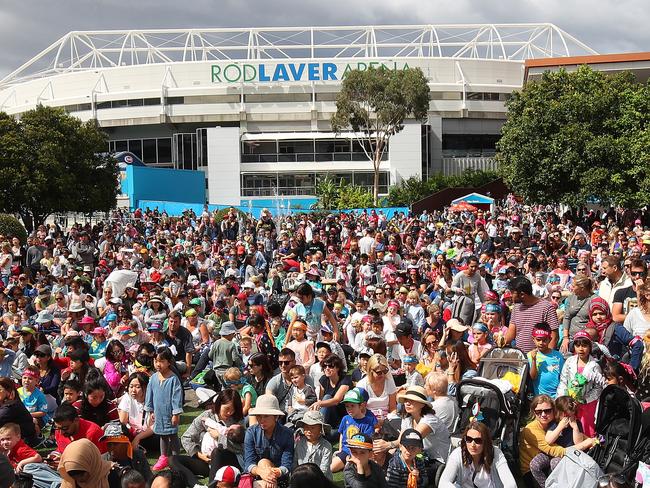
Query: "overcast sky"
1 0 647 78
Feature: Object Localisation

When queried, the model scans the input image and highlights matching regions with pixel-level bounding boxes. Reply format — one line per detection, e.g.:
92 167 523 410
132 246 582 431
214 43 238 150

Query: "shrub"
212 207 246 224
0 214 28 244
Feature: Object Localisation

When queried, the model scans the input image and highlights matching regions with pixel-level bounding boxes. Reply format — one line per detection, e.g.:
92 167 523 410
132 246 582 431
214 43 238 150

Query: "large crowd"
0 200 648 488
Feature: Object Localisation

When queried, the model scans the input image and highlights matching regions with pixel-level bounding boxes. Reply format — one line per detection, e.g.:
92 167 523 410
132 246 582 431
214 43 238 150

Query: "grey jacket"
181 410 244 457
293 435 333 479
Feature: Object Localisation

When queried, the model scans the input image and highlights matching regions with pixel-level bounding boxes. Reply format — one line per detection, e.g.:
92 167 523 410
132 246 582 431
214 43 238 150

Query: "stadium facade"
0 24 596 205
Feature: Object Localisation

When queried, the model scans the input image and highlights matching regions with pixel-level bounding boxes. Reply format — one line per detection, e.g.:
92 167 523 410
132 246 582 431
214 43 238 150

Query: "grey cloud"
0 0 648 78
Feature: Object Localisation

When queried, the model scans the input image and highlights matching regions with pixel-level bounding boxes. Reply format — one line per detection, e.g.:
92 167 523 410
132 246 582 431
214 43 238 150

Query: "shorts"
335 450 349 464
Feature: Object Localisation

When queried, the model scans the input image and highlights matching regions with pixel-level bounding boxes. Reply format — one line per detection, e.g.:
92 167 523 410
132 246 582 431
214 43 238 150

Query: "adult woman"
120 283 138 312
446 341 478 395
118 372 155 450
49 291 69 327
520 395 566 488
144 296 167 327
244 395 294 488
58 349 101 399
170 389 245 487
229 293 250 330
0 242 12 286
58 438 116 488
34 344 61 402
560 275 595 352
623 278 650 338
420 330 440 369
440 420 516 488
378 385 450 469
184 309 211 356
0 377 38 446
78 378 119 427
424 303 444 336
356 354 397 421
103 340 129 395
310 354 351 428
247 353 275 398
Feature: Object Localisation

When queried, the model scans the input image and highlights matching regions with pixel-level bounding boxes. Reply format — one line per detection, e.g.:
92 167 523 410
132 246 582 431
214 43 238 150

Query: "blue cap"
105 313 118 322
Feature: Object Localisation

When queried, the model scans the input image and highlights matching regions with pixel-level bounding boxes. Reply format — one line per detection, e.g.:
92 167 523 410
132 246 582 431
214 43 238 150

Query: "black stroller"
589 385 643 482
450 348 529 467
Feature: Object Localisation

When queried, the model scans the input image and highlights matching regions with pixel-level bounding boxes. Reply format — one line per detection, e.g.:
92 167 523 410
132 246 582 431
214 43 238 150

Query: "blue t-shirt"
528 349 565 398
294 298 326 336
18 387 50 423
338 410 378 454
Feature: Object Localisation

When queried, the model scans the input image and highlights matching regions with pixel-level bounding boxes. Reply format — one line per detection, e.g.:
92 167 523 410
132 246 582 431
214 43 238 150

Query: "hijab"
586 296 613 343
58 438 112 488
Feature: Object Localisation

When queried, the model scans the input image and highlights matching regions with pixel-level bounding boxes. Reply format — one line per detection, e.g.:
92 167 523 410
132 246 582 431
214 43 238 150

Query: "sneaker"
152 455 168 471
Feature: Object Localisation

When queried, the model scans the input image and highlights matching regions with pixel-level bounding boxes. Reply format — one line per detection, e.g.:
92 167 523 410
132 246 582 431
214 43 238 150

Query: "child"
332 388 378 473
311 342 332 389
294 410 334 479
468 322 493 364
147 323 169 349
528 322 565 398
89 327 108 360
18 365 50 429
343 432 387 488
270 316 287 350
213 465 242 488
556 330 607 437
287 365 317 413
285 319 315 374
603 360 638 394
544 396 596 450
61 380 82 405
144 347 183 471
400 355 424 389
239 336 253 371
223 367 257 417
386 428 428 488
351 348 373 384
0 423 42 472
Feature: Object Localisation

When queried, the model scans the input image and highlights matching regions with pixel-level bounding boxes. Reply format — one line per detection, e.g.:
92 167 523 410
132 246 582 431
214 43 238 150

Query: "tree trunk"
19 211 34 233
373 155 380 207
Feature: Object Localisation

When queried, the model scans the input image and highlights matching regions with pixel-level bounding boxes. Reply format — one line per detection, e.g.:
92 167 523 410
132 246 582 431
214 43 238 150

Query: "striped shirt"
511 299 559 353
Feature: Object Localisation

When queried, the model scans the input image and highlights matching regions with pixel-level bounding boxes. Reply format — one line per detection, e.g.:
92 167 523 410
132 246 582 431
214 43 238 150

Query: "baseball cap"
400 428 424 449
347 432 373 450
395 320 413 337
342 388 365 404
209 466 241 488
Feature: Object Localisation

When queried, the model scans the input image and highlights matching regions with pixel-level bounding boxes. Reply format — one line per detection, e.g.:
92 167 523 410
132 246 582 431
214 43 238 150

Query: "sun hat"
108 297 123 305
147 296 165 306
68 303 85 313
236 292 248 302
249 395 284 416
342 388 365 404
184 308 198 318
446 318 469 332
147 323 163 333
243 281 255 289
100 423 133 458
296 410 331 435
189 298 202 306
400 428 424 449
398 385 432 408
35 311 54 324
118 325 136 336
320 324 333 335
125 282 137 290
79 316 95 325
91 326 107 336
357 347 374 359
347 432 373 450
195 387 218 408
219 321 237 336
19 326 36 335
208 466 241 488
105 313 118 322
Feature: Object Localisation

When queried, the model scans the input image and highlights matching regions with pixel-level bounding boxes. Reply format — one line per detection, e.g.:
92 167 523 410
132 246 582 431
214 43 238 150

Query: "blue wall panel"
124 166 205 209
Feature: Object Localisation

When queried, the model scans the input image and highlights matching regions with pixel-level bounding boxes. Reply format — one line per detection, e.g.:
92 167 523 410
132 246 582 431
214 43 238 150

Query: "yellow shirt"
519 420 566 474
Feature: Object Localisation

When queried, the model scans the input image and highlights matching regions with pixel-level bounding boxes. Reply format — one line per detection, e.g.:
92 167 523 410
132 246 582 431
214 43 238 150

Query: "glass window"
315 92 339 102
114 140 128 152
127 99 144 107
157 138 172 163
182 134 195 170
142 139 157 164
111 99 128 108
166 97 184 105
96 101 111 110
242 141 277 155
244 93 311 103
143 98 160 106
279 140 314 154
128 140 143 159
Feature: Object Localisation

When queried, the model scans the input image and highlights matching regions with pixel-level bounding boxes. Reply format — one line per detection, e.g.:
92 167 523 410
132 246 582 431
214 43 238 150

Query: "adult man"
505 276 559 353
598 255 631 308
52 403 106 457
358 229 375 256
613 259 647 324
265 348 314 413
70 232 97 269
165 310 193 376
425 373 458 431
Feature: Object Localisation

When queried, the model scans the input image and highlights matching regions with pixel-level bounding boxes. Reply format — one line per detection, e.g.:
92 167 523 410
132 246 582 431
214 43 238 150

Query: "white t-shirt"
624 307 650 338
356 374 397 420
118 394 147 432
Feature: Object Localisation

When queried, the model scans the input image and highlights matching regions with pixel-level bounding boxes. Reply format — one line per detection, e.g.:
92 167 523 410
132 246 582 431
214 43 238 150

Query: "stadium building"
0 24 596 206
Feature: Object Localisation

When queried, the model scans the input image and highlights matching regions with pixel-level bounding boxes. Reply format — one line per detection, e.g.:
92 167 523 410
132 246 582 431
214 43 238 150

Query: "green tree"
497 66 650 207
0 105 119 231
331 66 430 205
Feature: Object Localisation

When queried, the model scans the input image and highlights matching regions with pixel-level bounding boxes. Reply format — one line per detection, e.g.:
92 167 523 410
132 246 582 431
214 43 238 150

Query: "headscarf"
586 296 613 343
58 439 112 488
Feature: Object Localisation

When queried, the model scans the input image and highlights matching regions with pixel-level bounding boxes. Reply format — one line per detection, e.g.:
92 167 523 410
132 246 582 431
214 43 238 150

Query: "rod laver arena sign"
210 60 411 83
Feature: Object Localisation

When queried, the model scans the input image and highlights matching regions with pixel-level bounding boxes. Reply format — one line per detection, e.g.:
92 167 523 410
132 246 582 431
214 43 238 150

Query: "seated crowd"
0 203 648 488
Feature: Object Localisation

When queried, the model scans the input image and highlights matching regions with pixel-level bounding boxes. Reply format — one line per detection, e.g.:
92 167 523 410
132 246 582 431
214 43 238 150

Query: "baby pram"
450 347 529 467
589 385 643 481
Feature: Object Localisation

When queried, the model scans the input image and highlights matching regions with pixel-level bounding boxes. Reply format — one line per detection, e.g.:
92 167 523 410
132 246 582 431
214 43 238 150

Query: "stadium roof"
0 24 597 88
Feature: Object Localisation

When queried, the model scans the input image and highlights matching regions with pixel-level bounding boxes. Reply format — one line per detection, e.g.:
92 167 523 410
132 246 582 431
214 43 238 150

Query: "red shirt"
8 439 37 468
55 418 107 454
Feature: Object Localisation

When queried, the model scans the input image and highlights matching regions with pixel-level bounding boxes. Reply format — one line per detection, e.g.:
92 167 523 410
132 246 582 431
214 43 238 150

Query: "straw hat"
249 395 284 416
398 385 432 408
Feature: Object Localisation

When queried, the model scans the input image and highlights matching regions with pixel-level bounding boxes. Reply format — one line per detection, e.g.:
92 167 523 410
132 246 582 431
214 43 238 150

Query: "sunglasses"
278 360 293 365
34 352 47 358
551 295 561 299
465 435 483 445
323 364 336 370
425 341 437 347
373 369 389 375
534 407 553 416
631 271 646 277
